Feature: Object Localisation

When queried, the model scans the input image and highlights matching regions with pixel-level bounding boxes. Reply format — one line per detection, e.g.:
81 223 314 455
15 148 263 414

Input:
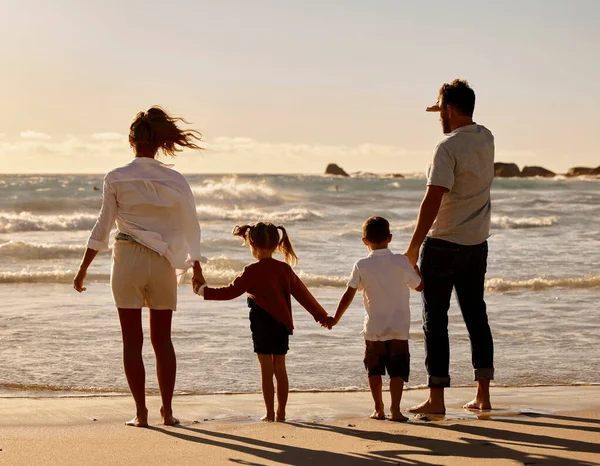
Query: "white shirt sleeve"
347 262 361 289
87 177 117 251
427 142 455 191
180 177 207 264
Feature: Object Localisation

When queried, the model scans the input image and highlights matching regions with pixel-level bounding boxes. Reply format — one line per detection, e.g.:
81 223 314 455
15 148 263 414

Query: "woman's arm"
74 178 117 292
73 248 98 292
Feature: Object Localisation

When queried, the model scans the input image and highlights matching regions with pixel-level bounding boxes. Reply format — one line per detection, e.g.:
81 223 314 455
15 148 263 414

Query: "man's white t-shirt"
347 249 421 342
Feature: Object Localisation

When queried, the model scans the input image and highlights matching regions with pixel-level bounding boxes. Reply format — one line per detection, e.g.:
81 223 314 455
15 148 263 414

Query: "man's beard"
441 115 451 134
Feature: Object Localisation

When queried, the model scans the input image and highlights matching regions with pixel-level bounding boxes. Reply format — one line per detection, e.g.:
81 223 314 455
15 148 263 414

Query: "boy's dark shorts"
364 339 409 381
248 298 289 355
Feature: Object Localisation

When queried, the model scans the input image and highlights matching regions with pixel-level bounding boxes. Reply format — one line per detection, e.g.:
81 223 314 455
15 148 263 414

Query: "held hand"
403 247 419 267
321 316 336 330
73 268 87 293
192 267 206 294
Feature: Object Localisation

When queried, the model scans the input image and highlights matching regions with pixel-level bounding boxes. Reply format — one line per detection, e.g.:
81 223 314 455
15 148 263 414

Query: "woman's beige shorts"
111 239 177 311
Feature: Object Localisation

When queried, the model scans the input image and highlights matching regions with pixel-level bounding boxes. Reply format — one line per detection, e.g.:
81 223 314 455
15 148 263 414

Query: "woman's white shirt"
87 157 206 272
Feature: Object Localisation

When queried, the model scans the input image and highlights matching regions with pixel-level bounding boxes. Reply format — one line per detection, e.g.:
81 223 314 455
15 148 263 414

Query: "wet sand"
1 386 599 465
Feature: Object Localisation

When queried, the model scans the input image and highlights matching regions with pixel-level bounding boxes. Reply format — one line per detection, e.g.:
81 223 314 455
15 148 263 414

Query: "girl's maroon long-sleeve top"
203 258 328 334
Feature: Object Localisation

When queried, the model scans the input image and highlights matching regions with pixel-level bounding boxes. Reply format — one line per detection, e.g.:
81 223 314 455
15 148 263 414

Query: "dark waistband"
424 237 487 249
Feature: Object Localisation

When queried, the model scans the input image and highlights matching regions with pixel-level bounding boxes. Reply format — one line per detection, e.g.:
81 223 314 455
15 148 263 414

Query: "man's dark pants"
420 237 494 388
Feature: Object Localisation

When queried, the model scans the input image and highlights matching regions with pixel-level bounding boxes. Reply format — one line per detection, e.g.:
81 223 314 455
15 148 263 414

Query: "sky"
1 0 599 174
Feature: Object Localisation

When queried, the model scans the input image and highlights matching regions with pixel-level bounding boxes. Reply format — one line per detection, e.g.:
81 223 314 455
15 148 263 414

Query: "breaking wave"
0 213 98 233
192 177 283 206
491 215 557 229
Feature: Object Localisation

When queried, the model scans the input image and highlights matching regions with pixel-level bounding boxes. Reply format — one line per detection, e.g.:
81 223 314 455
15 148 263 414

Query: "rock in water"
592 166 600 175
567 166 596 176
325 163 350 177
521 166 556 178
494 162 521 177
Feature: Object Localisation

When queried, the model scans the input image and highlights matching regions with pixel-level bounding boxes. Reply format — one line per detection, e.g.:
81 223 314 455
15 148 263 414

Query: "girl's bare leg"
149 309 178 426
257 354 275 422
118 309 148 427
273 355 288 422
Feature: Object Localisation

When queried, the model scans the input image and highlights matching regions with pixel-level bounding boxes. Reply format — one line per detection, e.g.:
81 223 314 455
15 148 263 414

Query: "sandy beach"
2 386 599 465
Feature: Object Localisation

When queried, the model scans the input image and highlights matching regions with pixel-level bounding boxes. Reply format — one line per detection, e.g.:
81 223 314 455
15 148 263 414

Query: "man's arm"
404 185 448 266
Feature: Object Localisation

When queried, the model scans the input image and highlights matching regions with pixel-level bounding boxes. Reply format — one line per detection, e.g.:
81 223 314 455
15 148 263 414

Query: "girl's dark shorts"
364 339 410 381
248 298 289 355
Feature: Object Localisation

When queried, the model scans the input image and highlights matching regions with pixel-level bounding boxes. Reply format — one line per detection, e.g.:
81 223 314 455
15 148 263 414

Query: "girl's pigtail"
232 224 253 245
277 226 298 266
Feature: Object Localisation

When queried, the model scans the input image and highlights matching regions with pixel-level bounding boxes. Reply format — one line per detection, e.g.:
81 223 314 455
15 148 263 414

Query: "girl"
195 222 330 422
73 106 206 427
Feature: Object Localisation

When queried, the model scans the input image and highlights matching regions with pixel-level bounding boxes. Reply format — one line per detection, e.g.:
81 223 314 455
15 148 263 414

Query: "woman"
73 106 206 427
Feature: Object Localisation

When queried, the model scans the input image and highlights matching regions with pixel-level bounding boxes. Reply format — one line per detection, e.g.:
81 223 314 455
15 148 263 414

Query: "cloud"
91 132 125 141
20 130 52 141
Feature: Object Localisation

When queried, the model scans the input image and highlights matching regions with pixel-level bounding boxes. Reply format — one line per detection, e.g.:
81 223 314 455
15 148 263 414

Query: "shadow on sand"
150 412 600 465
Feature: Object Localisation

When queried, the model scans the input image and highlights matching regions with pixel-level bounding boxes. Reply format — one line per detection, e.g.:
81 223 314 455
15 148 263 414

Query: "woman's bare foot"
369 410 386 420
275 410 286 422
160 406 179 426
261 413 275 422
408 400 446 415
463 398 492 410
125 408 148 427
390 409 409 422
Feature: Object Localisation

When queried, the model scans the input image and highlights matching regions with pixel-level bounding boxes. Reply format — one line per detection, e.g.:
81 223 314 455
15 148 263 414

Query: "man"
404 79 495 414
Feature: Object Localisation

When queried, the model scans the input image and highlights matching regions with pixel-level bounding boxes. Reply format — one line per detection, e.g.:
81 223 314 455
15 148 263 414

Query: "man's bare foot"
160 406 179 426
125 409 148 427
463 398 492 410
276 410 286 422
409 400 446 415
369 410 386 420
390 409 409 422
261 414 275 422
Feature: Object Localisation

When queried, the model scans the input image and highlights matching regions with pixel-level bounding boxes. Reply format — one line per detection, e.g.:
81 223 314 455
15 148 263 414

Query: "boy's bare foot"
369 410 386 420
390 409 409 422
409 400 446 415
276 410 286 422
463 398 492 410
261 414 275 422
125 408 148 427
160 407 179 426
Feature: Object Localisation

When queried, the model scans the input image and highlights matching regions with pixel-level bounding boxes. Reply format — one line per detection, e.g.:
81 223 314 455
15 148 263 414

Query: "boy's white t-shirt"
347 249 421 342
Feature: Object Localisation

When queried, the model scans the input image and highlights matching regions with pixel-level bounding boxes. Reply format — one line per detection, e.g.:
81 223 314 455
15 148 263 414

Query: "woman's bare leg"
118 308 148 427
257 354 275 422
149 309 178 426
273 355 288 422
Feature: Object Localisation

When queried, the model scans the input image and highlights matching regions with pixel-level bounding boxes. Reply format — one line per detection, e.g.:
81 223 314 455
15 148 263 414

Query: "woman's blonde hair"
129 106 203 157
233 222 298 266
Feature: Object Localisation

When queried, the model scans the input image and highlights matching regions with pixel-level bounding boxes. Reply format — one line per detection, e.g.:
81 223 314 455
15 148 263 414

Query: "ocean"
1 173 599 397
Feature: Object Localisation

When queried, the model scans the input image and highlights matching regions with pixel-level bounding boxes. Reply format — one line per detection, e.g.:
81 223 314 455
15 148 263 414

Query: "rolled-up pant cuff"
474 368 494 381
428 376 451 388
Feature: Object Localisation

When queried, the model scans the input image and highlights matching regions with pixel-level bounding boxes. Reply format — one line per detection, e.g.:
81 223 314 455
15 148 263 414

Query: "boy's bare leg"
409 387 446 415
150 309 179 426
273 355 288 422
389 377 408 422
257 354 275 422
464 379 492 410
368 375 385 419
118 309 149 427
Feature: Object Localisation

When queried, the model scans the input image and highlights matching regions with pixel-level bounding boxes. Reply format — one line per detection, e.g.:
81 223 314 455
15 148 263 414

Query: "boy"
328 216 423 421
